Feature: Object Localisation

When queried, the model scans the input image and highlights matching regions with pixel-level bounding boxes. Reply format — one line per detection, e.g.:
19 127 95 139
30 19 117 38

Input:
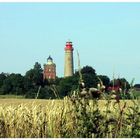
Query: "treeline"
0 62 131 99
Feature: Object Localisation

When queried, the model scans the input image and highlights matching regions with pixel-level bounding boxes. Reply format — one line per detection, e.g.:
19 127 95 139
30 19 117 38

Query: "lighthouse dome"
47 55 53 65
65 41 74 51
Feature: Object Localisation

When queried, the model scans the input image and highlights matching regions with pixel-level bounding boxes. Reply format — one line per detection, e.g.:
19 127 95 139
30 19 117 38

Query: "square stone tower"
43 56 56 80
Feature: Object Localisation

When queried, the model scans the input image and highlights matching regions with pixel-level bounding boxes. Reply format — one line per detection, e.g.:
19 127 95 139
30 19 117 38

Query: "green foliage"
82 74 98 88
1 78 12 94
25 62 43 87
24 62 44 98
0 94 25 99
81 65 96 75
25 88 37 99
134 84 140 88
58 66 98 98
0 73 6 88
75 65 98 88
71 97 105 137
133 91 140 99
98 75 110 90
59 76 79 97
69 90 140 138
124 100 140 137
110 78 130 90
0 73 24 95
38 86 57 99
0 62 135 99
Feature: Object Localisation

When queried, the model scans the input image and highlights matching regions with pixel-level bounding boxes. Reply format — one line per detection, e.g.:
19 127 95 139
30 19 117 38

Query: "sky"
0 3 140 84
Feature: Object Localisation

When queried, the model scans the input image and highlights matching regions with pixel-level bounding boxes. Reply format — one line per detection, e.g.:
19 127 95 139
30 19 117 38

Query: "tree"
37 86 57 99
75 65 98 88
0 73 7 88
9 73 24 95
1 77 12 94
109 78 131 99
98 75 110 90
59 76 79 98
81 65 96 75
25 62 43 86
110 78 130 90
1 73 24 95
119 78 130 90
24 62 43 97
58 66 98 98
134 84 140 88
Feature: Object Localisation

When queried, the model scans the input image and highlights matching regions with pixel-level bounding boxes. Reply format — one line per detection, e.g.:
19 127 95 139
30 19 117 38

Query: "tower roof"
47 55 53 61
47 55 54 65
65 41 74 51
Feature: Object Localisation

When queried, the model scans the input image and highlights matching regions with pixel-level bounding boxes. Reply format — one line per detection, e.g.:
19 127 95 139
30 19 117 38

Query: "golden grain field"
0 98 139 138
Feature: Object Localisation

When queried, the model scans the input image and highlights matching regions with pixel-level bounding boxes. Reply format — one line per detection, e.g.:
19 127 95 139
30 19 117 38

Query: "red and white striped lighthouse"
64 41 74 77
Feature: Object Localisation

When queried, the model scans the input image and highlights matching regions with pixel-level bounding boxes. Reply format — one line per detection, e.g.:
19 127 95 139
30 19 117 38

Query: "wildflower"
119 88 122 93
111 89 116 94
80 88 88 97
111 94 117 99
97 83 101 90
101 85 105 89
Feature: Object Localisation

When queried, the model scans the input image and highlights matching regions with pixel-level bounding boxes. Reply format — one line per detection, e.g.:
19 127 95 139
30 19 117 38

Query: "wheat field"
0 98 139 138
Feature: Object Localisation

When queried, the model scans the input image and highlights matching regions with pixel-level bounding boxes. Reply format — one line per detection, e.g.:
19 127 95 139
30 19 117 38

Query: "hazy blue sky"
0 3 140 83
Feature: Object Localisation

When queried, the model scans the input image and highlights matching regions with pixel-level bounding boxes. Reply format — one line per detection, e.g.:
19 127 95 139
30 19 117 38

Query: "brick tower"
43 56 56 80
64 41 74 77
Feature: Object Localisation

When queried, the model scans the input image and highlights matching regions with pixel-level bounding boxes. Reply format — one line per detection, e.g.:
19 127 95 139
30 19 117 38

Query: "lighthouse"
43 56 56 80
64 41 74 77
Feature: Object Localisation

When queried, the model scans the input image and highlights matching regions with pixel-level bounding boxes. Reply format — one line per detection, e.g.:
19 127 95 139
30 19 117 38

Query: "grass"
133 90 140 99
0 98 139 138
0 94 25 99
0 98 72 138
0 98 62 107
0 98 137 110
